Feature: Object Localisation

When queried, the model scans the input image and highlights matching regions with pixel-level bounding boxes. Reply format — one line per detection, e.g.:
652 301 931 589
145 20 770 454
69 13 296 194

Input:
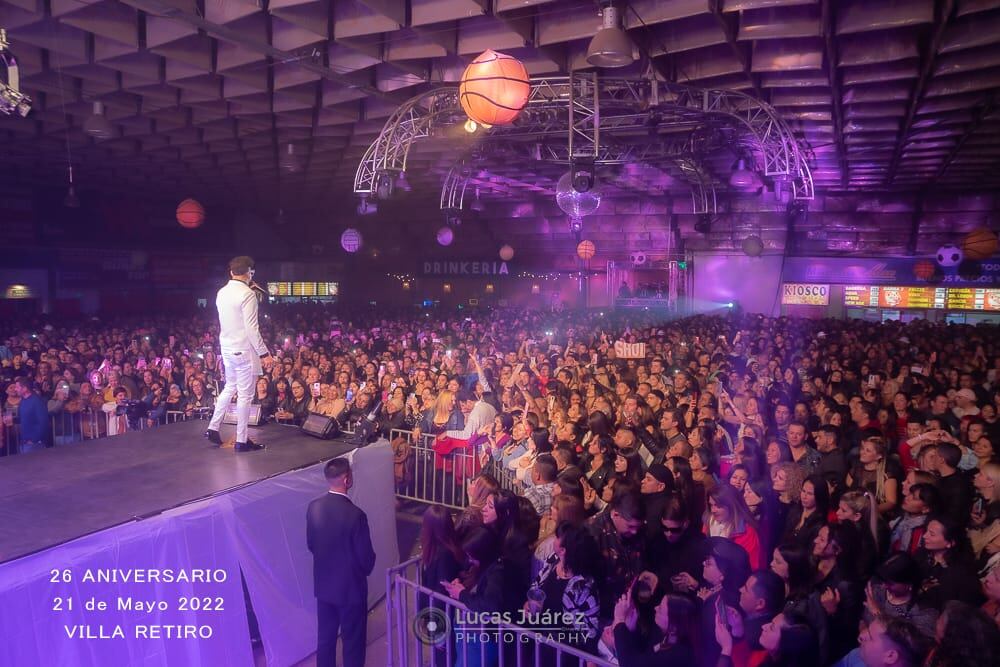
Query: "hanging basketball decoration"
913 260 936 280
577 239 596 260
459 50 531 127
340 228 363 253
176 199 205 228
741 235 764 257
962 227 999 260
436 226 454 247
936 244 963 267
499 244 515 261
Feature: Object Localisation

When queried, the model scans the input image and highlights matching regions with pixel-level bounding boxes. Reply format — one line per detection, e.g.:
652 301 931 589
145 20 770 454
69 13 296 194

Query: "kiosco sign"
781 283 830 306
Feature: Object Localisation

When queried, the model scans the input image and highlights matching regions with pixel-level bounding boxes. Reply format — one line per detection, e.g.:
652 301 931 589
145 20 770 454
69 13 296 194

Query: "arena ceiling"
1 0 999 257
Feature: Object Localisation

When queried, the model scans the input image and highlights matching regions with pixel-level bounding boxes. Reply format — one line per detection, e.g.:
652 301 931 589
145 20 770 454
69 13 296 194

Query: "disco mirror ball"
555 172 601 217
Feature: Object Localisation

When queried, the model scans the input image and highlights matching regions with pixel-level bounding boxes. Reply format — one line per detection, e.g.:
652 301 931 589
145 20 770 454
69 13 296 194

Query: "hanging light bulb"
83 101 114 140
64 165 80 208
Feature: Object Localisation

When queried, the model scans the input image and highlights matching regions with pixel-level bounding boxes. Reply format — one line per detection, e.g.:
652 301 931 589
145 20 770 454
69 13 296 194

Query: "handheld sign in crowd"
614 341 646 359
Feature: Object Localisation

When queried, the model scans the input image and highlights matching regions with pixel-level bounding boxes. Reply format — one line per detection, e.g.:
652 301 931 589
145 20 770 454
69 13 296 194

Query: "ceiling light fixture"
470 187 484 212
83 101 113 140
279 143 302 173
464 118 478 133
586 5 635 68
375 171 394 200
729 157 756 188
64 165 80 208
396 171 411 192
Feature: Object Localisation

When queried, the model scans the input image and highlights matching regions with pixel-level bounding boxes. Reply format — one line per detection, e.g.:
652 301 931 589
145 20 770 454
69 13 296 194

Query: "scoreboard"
877 286 946 309
844 286 879 308
844 285 999 311
267 282 339 298
946 288 1000 311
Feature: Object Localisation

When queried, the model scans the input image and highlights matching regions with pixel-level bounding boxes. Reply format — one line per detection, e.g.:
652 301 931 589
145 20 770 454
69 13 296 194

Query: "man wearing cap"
205 256 273 452
952 388 980 420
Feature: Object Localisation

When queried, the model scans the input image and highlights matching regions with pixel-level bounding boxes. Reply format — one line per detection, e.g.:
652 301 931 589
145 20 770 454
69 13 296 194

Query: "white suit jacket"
216 279 269 364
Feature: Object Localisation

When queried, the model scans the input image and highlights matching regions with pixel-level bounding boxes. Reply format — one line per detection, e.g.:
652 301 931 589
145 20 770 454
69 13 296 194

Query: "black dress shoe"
205 429 223 446
235 439 265 452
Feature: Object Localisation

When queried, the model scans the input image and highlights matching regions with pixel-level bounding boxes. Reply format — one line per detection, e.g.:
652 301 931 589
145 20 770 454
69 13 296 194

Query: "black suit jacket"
307 492 376 605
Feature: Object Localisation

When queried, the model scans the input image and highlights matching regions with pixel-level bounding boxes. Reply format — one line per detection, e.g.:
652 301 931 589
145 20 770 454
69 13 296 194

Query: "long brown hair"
420 505 463 569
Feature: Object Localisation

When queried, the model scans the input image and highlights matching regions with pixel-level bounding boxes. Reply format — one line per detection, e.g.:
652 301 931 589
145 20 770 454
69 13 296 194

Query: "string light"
517 271 566 281
386 273 415 283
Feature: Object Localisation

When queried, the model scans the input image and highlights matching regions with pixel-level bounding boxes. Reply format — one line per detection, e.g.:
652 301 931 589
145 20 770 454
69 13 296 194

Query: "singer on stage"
205 256 273 452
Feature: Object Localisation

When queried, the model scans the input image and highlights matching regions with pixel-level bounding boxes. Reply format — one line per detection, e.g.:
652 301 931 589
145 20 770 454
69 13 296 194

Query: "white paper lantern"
437 226 454 246
340 228 363 253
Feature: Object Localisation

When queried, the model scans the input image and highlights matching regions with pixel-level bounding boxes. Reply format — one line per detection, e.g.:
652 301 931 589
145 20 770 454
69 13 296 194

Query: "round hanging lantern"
936 244 963 267
459 49 531 127
962 227 999 260
914 260 936 280
741 235 764 257
436 226 454 247
577 240 596 260
499 244 515 261
340 228 363 253
176 199 205 228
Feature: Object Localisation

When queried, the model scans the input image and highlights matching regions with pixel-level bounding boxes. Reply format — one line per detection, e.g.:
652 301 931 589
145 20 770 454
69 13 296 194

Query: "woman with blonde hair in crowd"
847 434 900 517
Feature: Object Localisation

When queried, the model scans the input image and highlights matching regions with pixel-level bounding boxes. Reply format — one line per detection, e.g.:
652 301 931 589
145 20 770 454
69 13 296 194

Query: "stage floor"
0 419 355 563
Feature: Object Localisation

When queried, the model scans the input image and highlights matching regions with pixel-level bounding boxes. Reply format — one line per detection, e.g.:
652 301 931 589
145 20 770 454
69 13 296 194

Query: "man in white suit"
205 256 273 452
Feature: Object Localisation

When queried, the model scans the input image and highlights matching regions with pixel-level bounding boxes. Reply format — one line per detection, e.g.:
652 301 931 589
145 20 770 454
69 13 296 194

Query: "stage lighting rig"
0 29 31 117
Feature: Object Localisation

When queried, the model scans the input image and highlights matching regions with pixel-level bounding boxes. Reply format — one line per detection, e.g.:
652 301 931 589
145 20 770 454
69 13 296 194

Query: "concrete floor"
254 502 425 667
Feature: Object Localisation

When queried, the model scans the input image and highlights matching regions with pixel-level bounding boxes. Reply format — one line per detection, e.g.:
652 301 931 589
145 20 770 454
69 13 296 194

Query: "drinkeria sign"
422 261 510 276
781 283 830 306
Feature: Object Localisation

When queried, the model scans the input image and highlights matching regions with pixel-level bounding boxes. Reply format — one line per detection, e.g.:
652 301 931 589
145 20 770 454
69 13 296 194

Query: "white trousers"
208 350 256 444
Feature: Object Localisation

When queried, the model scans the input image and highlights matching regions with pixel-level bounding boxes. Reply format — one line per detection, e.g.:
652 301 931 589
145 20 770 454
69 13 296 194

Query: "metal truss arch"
353 74 813 204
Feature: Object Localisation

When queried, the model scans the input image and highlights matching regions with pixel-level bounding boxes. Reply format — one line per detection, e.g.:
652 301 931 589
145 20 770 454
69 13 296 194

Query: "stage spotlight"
0 30 32 117
726 302 734 308
375 172 394 200
694 214 712 234
569 217 583 233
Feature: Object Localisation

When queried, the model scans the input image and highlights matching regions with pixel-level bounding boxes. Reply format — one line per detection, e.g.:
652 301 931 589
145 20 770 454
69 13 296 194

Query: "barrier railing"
386 557 613 667
390 429 526 510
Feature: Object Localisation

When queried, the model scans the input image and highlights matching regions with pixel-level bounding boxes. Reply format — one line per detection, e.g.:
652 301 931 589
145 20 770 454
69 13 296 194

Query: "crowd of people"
3 305 1000 665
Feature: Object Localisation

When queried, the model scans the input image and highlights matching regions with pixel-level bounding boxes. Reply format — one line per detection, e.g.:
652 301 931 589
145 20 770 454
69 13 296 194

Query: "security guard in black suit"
306 458 376 667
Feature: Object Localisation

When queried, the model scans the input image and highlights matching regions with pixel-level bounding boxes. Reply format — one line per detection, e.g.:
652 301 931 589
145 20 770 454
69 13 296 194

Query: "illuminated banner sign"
781 283 830 305
422 261 510 276
782 257 1000 286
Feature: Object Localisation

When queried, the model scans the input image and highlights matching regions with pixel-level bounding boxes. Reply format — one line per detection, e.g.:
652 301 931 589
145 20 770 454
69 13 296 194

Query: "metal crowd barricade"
386 556 613 667
390 429 479 511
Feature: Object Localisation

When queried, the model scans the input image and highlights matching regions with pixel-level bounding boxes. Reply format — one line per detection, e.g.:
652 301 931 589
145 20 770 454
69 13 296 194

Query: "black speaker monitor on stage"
301 413 341 440
223 404 263 426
